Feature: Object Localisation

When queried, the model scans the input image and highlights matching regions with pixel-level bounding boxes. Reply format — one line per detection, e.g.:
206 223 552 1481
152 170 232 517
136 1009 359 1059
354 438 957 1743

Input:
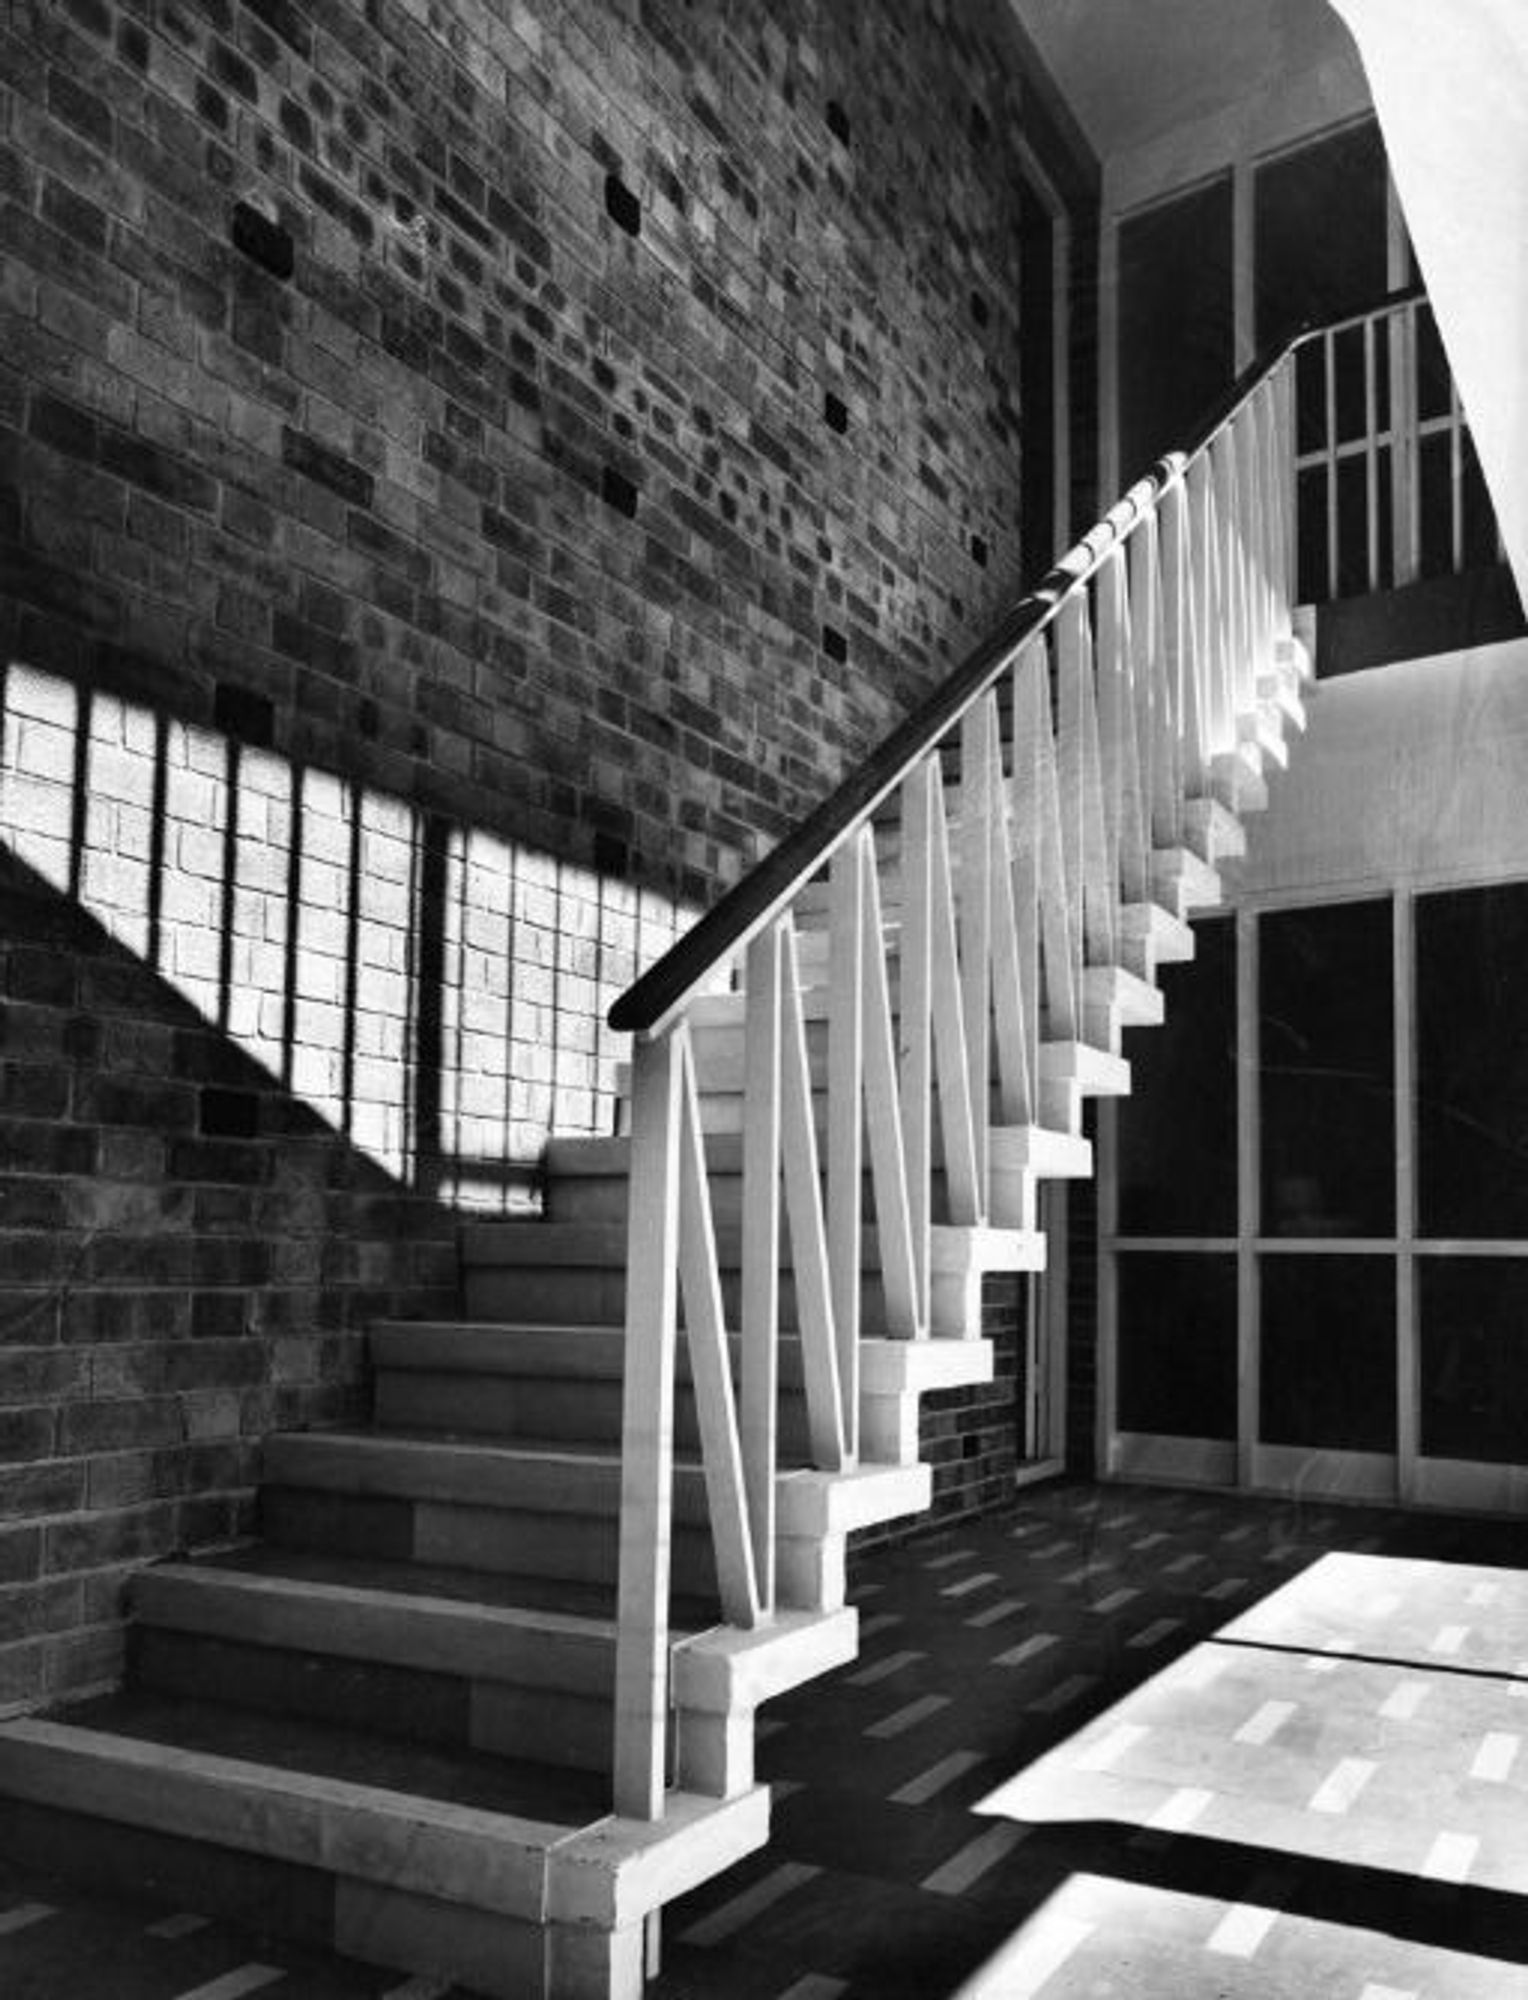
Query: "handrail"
608 281 1427 1039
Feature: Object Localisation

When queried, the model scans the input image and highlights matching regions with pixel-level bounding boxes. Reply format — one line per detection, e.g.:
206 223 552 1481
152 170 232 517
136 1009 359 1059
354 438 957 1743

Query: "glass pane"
1336 454 1370 598
1261 1256 1396 1452
1420 1258 1528 1464
1117 1253 1238 1440
1260 899 1394 1237
1254 120 1389 352
1296 340 1326 456
1297 463 1329 605
1417 431 1454 580
1333 324 1368 446
1416 305 1452 424
1117 917 1236 1235
1118 176 1234 484
1461 432 1501 571
1417 883 1528 1237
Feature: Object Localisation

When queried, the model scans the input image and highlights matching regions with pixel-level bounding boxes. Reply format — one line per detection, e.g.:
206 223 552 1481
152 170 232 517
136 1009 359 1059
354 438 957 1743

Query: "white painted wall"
1239 639 1528 900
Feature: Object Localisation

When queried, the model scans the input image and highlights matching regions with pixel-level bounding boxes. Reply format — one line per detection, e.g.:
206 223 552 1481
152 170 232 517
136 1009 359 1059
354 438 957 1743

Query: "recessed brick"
604 173 641 237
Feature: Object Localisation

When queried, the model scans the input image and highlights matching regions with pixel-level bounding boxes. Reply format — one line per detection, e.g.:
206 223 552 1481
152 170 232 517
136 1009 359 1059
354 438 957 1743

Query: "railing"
605 298 1351 1822
1294 285 1505 602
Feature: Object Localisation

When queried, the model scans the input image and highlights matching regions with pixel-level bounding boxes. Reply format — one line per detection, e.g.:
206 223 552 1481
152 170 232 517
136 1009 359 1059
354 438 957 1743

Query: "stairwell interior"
0 322 1321 1996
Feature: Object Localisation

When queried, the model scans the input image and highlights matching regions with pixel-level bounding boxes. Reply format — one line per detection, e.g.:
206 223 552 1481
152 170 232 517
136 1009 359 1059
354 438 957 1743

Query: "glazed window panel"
1117 917 1237 1236
1260 1256 1397 1454
1260 899 1395 1237
1419 1258 1528 1465
1117 1253 1238 1441
1416 882 1528 1238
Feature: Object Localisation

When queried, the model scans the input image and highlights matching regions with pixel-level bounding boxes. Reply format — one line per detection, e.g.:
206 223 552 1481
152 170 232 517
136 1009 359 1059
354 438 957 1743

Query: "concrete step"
131 1555 625 1774
694 960 1161 1058
0 1694 766 1999
1149 843 1222 919
460 1217 1045 1337
371 1318 997 1477
259 1430 720 1606
1182 793 1246 865
1119 899 1196 978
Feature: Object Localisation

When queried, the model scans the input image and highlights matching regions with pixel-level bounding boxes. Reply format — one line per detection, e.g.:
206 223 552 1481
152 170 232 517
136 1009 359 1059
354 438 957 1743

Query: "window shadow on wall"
0 658 690 1216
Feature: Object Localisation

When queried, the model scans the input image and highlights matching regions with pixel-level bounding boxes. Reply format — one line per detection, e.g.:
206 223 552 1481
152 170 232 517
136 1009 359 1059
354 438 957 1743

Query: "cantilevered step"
130 1548 858 1804
1183 794 1246 866
461 1217 1045 1337
261 1428 714 1606
1116 899 1195 980
0 1697 766 2000
1149 843 1222 918
1039 1038 1131 1136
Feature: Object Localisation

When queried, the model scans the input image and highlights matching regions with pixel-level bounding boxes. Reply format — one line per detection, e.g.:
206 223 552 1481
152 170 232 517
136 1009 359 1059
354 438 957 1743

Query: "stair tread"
33 1687 610 1830
201 1542 718 1627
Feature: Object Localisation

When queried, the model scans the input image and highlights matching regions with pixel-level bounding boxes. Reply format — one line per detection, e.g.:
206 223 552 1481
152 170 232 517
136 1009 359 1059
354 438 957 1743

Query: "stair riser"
131 1627 617 1774
464 1265 949 1338
544 1164 1035 1234
261 1486 720 1602
374 1368 816 1461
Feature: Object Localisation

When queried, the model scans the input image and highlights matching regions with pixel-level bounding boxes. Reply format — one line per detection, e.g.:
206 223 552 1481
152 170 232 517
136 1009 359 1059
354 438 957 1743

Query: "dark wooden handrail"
608 283 1428 1036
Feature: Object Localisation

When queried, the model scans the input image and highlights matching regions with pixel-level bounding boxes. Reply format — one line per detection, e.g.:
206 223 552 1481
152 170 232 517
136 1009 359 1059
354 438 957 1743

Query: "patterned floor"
5 1480 1528 1998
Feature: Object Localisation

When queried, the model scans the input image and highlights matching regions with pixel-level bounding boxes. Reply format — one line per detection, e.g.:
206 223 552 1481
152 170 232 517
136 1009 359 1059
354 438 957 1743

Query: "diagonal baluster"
778 916 848 1471
827 843 864 1435
927 756 982 1222
1015 635 1078 1043
1097 545 1148 910
613 1029 684 1820
985 699 1032 1127
899 759 936 1325
676 1030 763 1629
1008 643 1044 1122
1059 592 1116 970
960 704 994 1202
740 926 782 1607
859 826 921 1339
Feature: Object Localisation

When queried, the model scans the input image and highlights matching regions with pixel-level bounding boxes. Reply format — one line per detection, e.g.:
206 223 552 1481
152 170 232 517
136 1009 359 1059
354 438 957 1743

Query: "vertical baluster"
860 825 921 1339
1364 315 1380 593
960 705 994 1203
900 761 935 1326
613 1029 684 1821
1450 380 1464 575
779 917 847 1470
676 1031 762 1629
1324 326 1339 600
827 843 863 1440
740 927 782 1608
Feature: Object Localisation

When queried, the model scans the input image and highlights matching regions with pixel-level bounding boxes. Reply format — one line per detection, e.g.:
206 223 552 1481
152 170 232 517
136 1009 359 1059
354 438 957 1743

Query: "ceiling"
1012 0 1365 158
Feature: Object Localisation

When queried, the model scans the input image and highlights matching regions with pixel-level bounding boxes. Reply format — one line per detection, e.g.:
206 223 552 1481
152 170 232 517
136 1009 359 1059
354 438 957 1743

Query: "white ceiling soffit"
1011 0 1361 159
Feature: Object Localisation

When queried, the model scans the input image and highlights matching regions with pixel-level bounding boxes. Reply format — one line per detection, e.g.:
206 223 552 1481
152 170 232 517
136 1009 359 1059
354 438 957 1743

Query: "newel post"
611 1028 684 1821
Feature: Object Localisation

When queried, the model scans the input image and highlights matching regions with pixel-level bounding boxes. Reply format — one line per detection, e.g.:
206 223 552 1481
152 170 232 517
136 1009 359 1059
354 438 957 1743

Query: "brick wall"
0 0 1096 1705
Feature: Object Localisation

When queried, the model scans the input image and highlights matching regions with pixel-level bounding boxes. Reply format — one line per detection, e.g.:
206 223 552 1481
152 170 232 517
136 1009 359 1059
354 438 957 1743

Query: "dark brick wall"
0 0 1096 1704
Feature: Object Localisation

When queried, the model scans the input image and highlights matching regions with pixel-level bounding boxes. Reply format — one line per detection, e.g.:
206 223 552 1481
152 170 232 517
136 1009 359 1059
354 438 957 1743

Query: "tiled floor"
6 1480 1528 1998
652 1482 1528 1999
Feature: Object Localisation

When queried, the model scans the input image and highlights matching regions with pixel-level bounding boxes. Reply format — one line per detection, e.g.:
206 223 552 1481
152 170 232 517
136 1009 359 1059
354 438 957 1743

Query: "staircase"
0 342 1314 1994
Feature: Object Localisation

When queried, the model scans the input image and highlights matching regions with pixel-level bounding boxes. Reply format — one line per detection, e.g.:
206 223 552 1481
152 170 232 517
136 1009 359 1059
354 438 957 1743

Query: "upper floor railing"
1294 284 1505 602
604 290 1428 1824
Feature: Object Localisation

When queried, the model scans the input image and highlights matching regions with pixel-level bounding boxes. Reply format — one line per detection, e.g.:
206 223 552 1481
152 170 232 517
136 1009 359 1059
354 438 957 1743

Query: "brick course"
0 0 1096 1702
